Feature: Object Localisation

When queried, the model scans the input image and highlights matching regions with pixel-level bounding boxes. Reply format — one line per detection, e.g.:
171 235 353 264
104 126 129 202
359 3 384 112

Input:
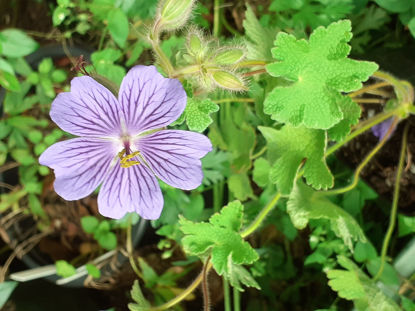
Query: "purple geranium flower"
371 117 395 141
39 65 212 220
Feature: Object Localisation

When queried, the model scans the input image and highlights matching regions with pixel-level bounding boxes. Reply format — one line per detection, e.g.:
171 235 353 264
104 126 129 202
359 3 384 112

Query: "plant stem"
237 60 267 68
151 41 175 77
221 14 239 36
213 181 224 213
348 81 390 98
213 98 255 104
326 108 398 157
98 27 108 51
223 278 231 311
213 0 221 37
250 146 267 160
233 287 240 311
324 117 399 196
148 263 212 311
242 69 267 77
202 257 211 311
240 192 281 238
126 221 144 279
354 98 385 104
374 122 409 281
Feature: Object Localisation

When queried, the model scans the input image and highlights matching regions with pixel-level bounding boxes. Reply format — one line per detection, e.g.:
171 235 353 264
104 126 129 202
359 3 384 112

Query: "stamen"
118 149 141 168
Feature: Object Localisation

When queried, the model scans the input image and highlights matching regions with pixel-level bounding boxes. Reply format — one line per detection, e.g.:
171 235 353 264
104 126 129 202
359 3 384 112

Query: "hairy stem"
213 98 255 104
374 122 409 281
151 41 174 77
233 287 240 311
348 81 390 98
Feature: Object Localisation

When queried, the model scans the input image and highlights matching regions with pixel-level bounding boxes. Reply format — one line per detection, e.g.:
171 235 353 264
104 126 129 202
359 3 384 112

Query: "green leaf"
374 0 411 13
398 214 415 237
259 125 333 195
243 4 275 61
287 181 366 250
366 258 400 285
327 96 361 141
86 263 101 279
353 242 377 263
53 7 70 26
264 20 378 129
201 149 230 186
0 189 27 211
0 142 7 165
228 172 255 201
128 280 151 311
225 255 261 292
38 58 53 74
51 69 67 83
180 201 258 276
327 256 401 310
55 260 76 278
252 158 271 187
0 281 18 308
184 98 219 132
81 216 99 233
0 29 39 57
0 70 20 92
11 149 35 166
98 231 117 250
138 258 159 288
107 9 129 48
28 194 47 218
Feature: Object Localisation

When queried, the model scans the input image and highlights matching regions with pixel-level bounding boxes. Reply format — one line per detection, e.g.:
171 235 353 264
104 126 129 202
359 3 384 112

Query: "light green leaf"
28 194 46 218
252 157 271 187
328 96 361 141
259 125 333 195
225 255 260 292
0 71 20 92
53 7 70 26
86 264 101 279
287 181 366 250
128 280 151 311
98 231 117 250
366 258 400 286
0 29 39 57
180 201 258 276
353 242 377 263
327 256 401 310
107 9 129 48
55 260 76 278
0 142 7 165
184 98 219 132
264 20 378 129
374 0 411 13
243 4 275 61
398 214 415 237
81 216 99 233
228 173 255 201
0 281 18 308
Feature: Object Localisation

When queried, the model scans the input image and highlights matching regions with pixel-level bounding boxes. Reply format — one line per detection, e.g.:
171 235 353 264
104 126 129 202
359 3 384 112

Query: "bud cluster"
182 28 247 92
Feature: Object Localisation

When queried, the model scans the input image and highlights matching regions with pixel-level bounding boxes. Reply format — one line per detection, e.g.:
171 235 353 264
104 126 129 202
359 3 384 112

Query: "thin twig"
202 256 211 311
0 162 19 174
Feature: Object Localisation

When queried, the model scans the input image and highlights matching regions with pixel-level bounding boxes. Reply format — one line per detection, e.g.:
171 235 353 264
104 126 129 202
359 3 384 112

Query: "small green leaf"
28 130 43 144
184 98 219 132
51 69 67 83
38 58 53 74
353 242 377 263
0 71 20 92
180 201 258 276
228 173 255 201
327 96 361 141
28 194 46 218
55 260 76 278
0 142 7 165
398 214 415 237
86 263 101 279
53 7 70 26
107 9 129 48
11 149 35 166
98 231 117 250
264 20 377 129
0 281 18 309
252 158 270 187
225 255 260 292
366 258 400 285
287 181 366 250
81 216 99 233
0 29 39 57
259 125 333 195
128 280 151 311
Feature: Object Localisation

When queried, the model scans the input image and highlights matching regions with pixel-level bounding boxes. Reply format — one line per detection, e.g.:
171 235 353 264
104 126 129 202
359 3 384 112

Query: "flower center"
118 135 141 168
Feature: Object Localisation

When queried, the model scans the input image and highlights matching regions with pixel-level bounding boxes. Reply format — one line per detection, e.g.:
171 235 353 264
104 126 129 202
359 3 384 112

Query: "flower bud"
211 70 247 91
157 0 195 31
213 48 245 66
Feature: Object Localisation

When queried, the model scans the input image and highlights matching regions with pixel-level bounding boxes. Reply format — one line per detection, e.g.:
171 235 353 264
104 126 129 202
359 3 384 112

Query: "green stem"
326 108 399 157
237 60 267 68
240 192 281 238
233 287 240 311
221 14 239 36
324 117 399 196
213 181 224 213
374 122 409 281
98 27 108 51
213 98 255 104
126 220 143 279
223 278 231 311
250 146 267 160
151 41 174 77
213 0 221 37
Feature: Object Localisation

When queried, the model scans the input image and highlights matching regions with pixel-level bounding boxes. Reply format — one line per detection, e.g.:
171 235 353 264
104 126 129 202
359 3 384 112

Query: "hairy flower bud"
157 0 195 31
211 70 247 91
213 48 245 66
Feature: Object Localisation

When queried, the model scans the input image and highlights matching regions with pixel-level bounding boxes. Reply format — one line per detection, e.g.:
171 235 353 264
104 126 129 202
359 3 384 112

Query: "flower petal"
118 65 186 134
50 76 121 137
135 130 212 190
98 163 164 220
39 138 117 200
